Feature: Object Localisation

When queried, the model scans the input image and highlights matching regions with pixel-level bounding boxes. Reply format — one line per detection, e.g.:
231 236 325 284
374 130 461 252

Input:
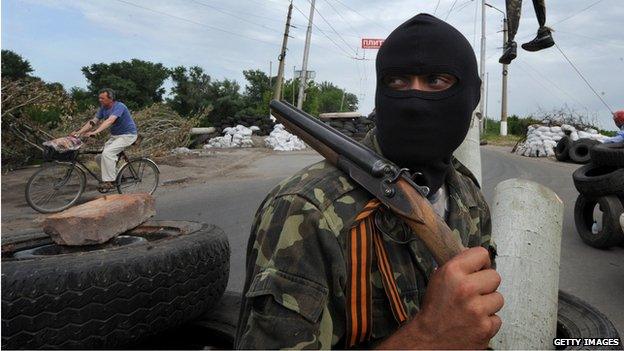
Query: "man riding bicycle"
72 88 138 192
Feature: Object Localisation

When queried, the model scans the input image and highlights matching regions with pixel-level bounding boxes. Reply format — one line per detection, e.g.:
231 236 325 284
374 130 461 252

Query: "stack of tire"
572 142 624 248
555 136 600 164
324 116 375 140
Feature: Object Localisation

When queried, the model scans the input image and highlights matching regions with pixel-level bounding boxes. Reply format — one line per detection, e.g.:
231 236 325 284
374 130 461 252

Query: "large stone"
43 193 156 246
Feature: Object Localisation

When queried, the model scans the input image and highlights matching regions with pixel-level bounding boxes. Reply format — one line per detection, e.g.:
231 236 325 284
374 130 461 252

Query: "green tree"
1 50 33 80
316 81 358 113
70 87 97 112
81 59 170 110
168 66 213 117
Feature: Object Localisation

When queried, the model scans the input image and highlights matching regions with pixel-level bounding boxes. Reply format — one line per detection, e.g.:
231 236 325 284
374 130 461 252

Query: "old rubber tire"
569 139 600 164
590 142 624 167
136 291 241 349
555 136 572 161
557 290 621 349
572 164 624 197
574 195 624 249
1 220 230 349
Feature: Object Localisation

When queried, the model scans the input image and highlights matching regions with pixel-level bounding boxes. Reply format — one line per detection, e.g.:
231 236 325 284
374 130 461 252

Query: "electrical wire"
189 0 281 33
554 43 614 113
322 0 363 41
306 0 358 55
517 57 589 110
292 3 355 58
444 0 459 21
114 0 278 45
329 0 390 31
433 0 441 15
552 0 606 26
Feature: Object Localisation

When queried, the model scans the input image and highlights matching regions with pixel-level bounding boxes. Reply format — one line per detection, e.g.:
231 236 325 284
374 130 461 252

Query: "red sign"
361 38 385 49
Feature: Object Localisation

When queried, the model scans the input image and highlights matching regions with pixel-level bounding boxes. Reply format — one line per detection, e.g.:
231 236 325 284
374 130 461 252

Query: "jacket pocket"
245 268 328 323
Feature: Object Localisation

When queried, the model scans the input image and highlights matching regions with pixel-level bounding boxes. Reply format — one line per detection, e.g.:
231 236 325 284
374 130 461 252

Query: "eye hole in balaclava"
375 13 481 196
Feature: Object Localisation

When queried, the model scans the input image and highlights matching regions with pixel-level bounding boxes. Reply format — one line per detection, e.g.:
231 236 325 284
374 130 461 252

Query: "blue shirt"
97 101 137 135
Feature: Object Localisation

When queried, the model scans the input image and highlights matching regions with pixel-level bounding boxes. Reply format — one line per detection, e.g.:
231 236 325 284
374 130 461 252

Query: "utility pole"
500 17 509 136
478 0 487 133
269 61 272 87
485 72 489 130
297 0 316 110
273 1 293 101
339 90 346 112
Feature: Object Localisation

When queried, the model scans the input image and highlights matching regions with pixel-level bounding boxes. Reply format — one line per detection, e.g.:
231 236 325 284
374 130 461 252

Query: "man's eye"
385 76 410 90
426 74 456 90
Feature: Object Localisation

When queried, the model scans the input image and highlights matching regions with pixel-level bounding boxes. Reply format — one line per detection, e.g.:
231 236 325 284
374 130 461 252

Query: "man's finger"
478 291 504 316
454 247 491 273
488 314 503 338
467 269 501 294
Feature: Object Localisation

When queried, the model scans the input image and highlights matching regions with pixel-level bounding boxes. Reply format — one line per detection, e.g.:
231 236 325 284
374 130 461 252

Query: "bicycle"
25 137 159 213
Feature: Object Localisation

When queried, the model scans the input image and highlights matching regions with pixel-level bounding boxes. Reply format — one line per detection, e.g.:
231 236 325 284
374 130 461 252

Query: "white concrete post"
490 179 564 350
454 114 482 185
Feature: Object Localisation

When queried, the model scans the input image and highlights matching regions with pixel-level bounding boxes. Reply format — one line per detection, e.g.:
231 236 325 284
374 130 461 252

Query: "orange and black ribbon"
346 199 408 348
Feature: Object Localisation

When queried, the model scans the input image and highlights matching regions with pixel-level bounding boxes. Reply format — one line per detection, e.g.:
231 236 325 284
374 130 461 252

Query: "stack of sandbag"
264 124 306 151
515 124 610 160
203 125 259 149
213 115 274 135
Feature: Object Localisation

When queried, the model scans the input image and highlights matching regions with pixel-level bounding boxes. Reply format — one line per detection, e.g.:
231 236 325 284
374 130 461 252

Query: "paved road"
153 146 623 335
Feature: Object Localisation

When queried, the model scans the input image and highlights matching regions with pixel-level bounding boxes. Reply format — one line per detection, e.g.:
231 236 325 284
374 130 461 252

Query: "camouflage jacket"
235 130 494 349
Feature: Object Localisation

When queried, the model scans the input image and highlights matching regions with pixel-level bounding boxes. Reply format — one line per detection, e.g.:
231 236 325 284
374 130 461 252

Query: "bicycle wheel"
116 158 159 195
25 163 86 213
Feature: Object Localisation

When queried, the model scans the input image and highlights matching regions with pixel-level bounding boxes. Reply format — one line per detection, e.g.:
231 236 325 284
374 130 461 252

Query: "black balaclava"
375 14 481 196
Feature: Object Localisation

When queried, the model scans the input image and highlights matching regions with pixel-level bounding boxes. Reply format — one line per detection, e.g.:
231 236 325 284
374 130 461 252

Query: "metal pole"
273 2 293 101
269 61 272 87
339 90 346 112
485 72 489 131
478 0 487 133
297 0 316 110
292 66 296 105
500 17 509 136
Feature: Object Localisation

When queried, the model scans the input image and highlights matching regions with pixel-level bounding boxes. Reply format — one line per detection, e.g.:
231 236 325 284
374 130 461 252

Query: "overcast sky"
2 0 622 130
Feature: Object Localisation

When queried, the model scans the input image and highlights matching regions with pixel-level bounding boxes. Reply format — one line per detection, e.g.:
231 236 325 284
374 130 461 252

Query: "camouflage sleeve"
235 194 344 350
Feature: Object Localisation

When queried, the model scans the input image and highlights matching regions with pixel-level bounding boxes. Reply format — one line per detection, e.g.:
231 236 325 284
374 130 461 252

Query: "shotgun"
269 100 465 265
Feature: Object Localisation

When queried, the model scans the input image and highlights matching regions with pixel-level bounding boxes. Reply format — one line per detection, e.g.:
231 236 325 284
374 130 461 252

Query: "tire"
138 291 241 349
590 142 624 167
555 136 572 162
569 139 600 164
574 195 624 248
25 162 86 213
572 164 624 197
1 220 230 349
116 158 159 195
557 290 621 349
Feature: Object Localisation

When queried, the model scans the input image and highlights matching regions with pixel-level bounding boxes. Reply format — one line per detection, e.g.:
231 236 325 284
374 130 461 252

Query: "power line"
292 3 355 58
444 0 459 21
517 57 589 110
552 0 606 26
189 0 282 33
329 0 390 31
306 0 358 55
114 0 278 45
554 43 614 113
556 30 624 49
322 0 363 41
433 0 442 15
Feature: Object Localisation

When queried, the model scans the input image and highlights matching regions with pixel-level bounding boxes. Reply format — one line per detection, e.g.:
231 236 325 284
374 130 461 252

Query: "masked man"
499 0 555 64
236 14 502 349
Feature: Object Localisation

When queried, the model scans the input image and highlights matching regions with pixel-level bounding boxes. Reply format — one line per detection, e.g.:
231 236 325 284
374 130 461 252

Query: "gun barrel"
269 100 392 177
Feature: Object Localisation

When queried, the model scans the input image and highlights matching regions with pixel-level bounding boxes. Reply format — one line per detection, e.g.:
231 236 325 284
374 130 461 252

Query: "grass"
481 131 523 147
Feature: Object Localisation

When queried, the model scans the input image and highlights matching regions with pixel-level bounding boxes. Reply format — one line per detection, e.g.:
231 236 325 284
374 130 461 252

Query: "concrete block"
43 193 156 246
490 179 564 350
